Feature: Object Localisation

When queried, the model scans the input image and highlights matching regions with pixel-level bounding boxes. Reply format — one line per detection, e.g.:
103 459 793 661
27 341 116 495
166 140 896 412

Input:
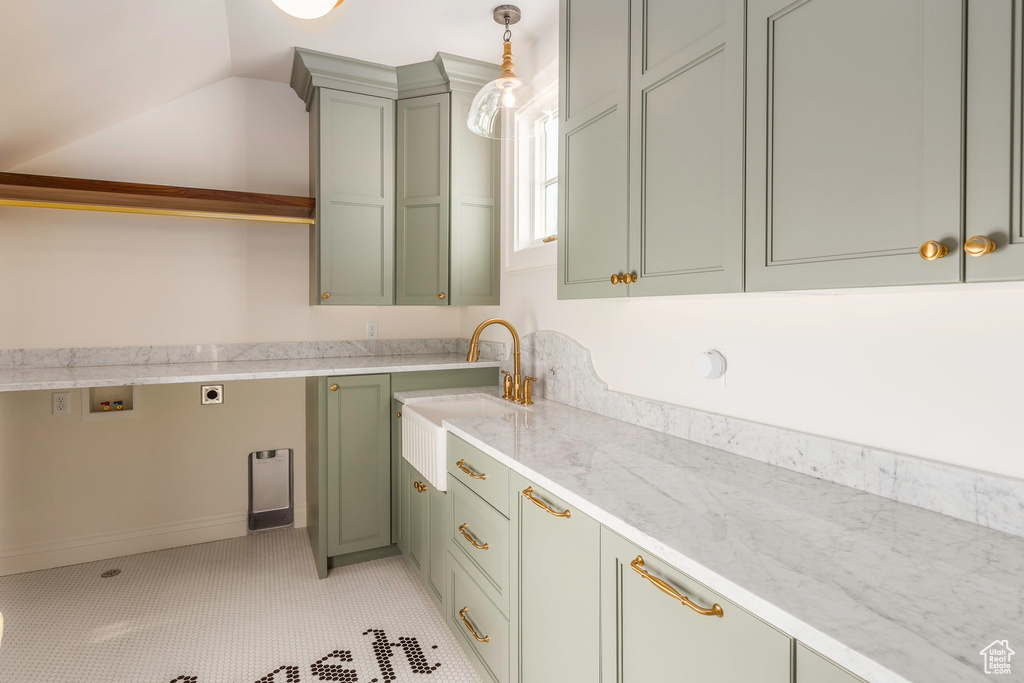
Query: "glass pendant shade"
271 0 343 20
468 38 534 139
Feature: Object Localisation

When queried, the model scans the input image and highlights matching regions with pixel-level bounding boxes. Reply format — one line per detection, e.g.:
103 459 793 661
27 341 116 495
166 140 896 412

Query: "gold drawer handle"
458 607 490 643
456 459 486 480
630 556 723 618
522 487 571 518
458 523 489 550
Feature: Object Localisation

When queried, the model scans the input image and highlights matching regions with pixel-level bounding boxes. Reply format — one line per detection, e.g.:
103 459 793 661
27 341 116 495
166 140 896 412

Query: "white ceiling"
0 0 557 170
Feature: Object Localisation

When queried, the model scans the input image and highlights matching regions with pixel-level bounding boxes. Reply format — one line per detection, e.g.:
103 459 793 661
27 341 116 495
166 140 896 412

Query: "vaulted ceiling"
0 0 557 170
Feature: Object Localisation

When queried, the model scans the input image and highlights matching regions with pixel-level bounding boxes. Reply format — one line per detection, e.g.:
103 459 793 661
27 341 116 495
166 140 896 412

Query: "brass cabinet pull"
919 241 948 261
396 411 401 418
458 607 490 643
522 487 571 518
456 459 486 480
322 292 330 300
624 272 637 284
458 523 489 550
414 481 427 493
610 273 621 285
329 384 339 392
630 556 723 617
964 235 997 257
438 292 446 300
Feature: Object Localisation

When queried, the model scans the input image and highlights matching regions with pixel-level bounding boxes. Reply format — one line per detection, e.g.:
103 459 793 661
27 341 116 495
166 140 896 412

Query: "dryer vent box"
248 448 294 533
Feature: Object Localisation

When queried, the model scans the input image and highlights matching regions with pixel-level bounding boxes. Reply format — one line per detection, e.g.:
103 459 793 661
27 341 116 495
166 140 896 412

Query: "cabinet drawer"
796 643 866 683
449 476 511 616
601 527 792 682
447 433 509 517
448 552 510 683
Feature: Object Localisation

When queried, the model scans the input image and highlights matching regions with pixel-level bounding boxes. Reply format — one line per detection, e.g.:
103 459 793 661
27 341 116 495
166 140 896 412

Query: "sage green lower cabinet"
796 643 866 683
398 457 447 611
326 374 392 558
600 527 792 682
509 473 601 683
448 552 511 683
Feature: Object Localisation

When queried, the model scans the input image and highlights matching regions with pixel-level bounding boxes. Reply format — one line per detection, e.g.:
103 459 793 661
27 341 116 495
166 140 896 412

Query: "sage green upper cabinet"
449 89 501 305
557 0 631 299
964 0 1024 282
627 0 744 296
509 473 601 683
796 643 866 683
746 0 964 291
326 374 392 558
397 94 451 305
314 88 396 305
600 528 792 683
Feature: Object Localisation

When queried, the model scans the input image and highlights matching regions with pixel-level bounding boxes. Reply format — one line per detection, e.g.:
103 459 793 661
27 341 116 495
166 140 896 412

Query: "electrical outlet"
366 322 378 340
52 392 71 416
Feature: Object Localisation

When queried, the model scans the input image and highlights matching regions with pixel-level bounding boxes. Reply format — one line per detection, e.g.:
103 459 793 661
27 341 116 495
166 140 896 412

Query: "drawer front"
447 433 509 517
600 527 792 682
450 476 511 616
448 551 510 683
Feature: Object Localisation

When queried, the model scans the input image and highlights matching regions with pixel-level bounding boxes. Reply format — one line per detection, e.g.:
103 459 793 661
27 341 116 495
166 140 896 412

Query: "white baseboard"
0 506 307 577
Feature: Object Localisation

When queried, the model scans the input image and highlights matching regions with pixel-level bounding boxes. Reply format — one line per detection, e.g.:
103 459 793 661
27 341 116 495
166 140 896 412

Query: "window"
506 59 558 271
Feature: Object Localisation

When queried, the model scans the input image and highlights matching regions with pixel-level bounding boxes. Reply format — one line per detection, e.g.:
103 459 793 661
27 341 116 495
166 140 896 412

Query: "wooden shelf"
0 172 315 225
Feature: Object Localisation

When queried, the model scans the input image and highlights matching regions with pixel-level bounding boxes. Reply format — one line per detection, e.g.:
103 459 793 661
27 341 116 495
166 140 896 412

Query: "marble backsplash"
0 338 507 369
501 331 1024 539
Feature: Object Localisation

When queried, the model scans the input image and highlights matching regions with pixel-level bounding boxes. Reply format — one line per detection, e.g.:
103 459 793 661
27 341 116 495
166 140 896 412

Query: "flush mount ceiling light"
271 0 343 20
468 5 535 140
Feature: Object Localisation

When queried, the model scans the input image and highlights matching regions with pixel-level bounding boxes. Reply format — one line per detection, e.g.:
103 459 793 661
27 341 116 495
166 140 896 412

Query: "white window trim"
504 58 559 272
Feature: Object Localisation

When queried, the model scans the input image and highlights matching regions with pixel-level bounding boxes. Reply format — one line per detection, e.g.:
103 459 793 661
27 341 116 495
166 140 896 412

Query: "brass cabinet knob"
322 292 330 300
396 411 401 418
610 273 621 285
919 241 949 261
624 272 637 284
330 384 338 392
964 235 997 257
438 293 446 300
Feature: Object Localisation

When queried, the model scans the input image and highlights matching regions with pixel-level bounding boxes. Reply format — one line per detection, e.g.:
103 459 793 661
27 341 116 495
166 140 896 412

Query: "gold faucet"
466 318 535 404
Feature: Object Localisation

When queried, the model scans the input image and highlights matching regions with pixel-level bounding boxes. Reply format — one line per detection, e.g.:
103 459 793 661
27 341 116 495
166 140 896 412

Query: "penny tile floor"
0 528 481 683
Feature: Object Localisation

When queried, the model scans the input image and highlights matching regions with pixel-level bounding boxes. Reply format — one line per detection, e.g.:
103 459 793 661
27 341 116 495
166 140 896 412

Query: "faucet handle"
500 370 514 400
522 376 537 406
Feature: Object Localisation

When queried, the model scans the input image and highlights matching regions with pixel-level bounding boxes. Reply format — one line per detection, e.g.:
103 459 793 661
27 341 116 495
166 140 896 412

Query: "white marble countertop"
0 354 501 392
395 388 1024 683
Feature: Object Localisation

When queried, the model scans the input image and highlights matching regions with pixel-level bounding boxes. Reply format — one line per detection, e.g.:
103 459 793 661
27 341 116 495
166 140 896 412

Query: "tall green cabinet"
292 49 501 307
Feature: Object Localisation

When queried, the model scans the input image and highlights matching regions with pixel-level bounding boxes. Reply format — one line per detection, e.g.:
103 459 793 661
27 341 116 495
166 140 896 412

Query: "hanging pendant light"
271 0 343 20
468 5 535 140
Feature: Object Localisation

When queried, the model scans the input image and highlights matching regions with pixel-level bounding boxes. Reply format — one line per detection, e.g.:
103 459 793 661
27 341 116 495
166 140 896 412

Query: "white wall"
462 31 1024 483
0 76 461 350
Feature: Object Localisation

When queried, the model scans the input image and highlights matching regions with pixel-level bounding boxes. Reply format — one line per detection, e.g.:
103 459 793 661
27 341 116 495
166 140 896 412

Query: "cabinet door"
965 0 1024 281
406 461 429 575
796 643 866 683
326 374 392 557
426 482 447 607
392 399 403 544
600 528 792 683
316 88 395 305
397 94 451 305
746 0 963 291
510 474 601 683
628 0 744 296
557 0 631 300
450 90 501 305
